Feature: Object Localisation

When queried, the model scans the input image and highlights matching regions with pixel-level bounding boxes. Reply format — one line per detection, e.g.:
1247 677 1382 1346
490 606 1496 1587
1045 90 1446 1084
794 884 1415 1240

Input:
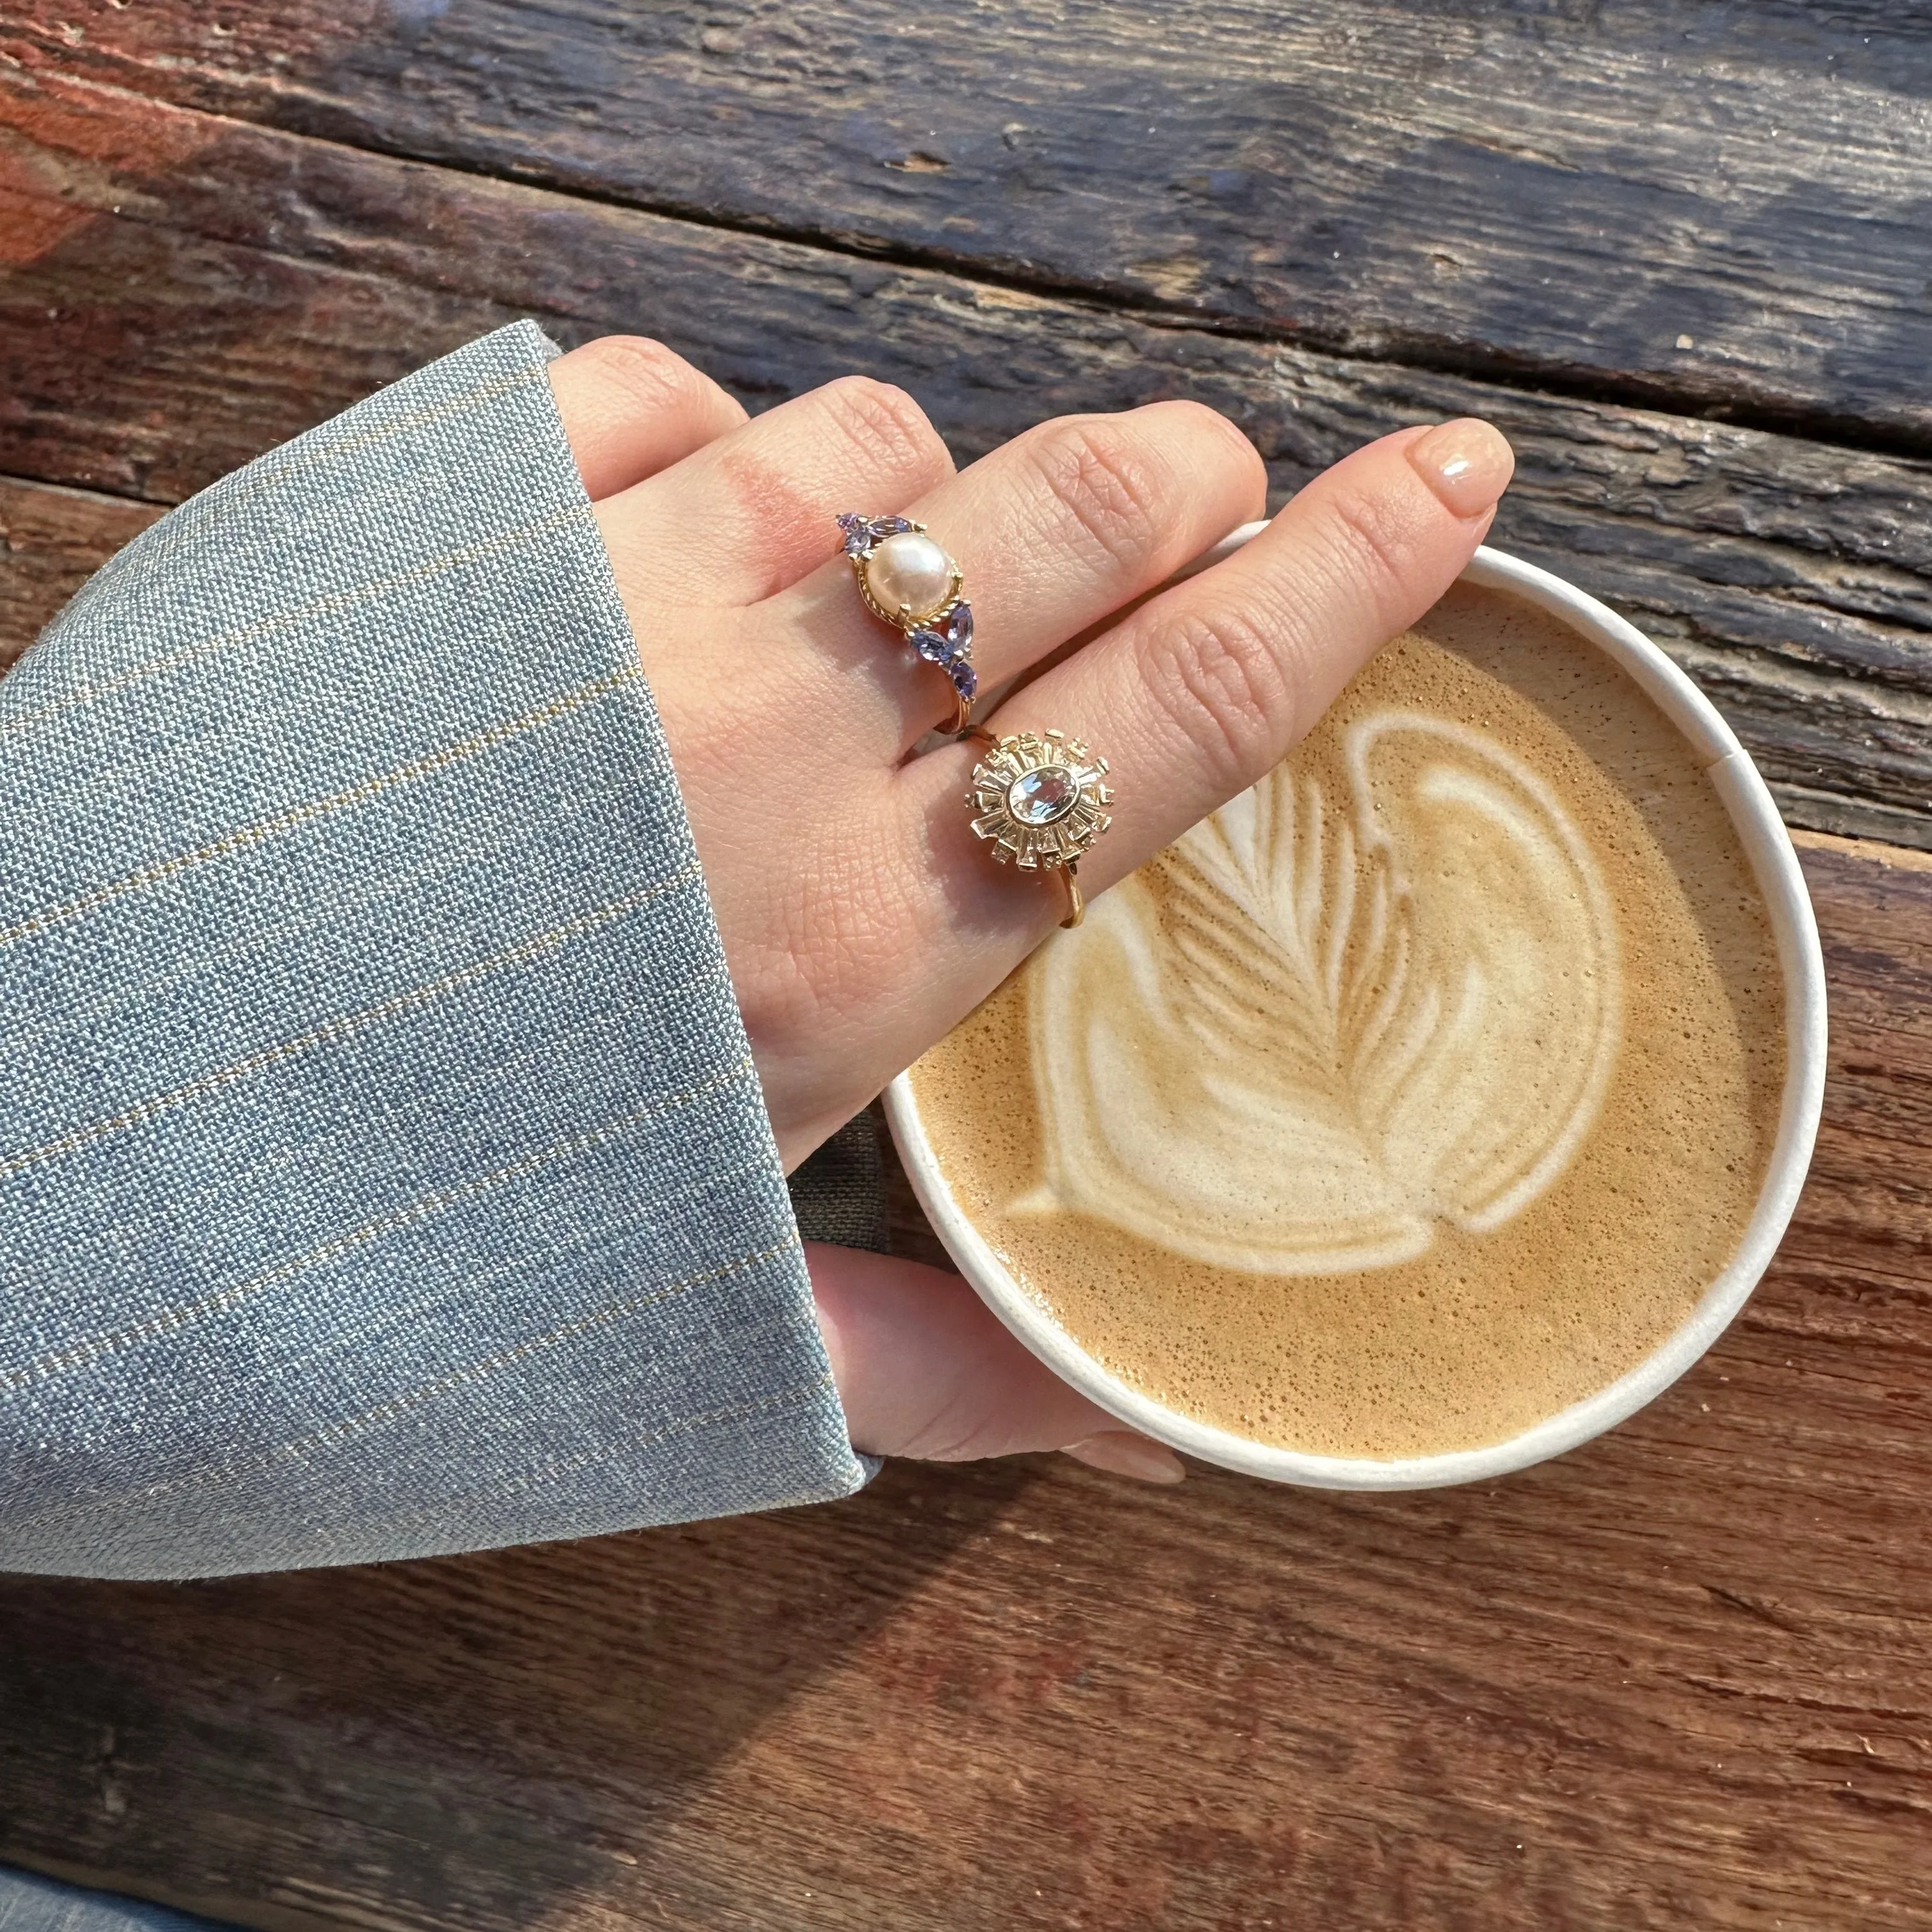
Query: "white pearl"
863 532 954 621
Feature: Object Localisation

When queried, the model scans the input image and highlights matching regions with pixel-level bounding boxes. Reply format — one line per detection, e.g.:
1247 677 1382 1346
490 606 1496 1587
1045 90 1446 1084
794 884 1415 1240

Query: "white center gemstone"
1008 764 1080 826
862 532 954 621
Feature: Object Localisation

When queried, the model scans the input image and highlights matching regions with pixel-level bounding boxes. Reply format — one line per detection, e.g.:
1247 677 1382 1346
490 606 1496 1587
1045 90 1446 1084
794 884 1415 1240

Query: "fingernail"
1406 418 1514 519
1062 1432 1186 1485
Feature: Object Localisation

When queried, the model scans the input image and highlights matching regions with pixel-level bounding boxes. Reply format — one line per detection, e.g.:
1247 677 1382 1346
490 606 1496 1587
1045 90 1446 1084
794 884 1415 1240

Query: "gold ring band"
1059 864 1085 930
963 726 1111 930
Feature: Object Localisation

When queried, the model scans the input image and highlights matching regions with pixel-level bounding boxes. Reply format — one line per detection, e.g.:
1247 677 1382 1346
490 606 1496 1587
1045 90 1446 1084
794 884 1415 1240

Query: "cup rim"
884 542 1829 1491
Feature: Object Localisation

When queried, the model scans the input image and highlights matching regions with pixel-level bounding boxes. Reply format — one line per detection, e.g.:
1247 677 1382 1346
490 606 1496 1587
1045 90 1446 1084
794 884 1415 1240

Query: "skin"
546 335 1515 1484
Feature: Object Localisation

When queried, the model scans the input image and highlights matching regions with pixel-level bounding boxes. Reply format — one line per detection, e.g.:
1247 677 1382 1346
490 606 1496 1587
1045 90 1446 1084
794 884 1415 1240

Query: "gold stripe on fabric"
0 496 587 742
4 1221 799 1535
0 1052 762 1395
350 1374 838 1550
277 1235 799 1459
0 663 647 951
0 857 701 1183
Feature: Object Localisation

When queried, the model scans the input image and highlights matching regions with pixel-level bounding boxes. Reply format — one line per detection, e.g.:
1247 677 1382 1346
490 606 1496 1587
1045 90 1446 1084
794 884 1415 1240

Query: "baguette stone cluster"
968 729 1113 871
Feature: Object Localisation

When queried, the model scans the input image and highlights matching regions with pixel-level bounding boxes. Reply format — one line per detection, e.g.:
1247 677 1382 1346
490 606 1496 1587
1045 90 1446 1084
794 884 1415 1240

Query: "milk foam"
908 585 1787 1459
1023 712 1622 1272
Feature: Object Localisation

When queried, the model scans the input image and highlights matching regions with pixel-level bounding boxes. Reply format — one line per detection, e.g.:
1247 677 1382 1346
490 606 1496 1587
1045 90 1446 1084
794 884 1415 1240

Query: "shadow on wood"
0 1460 1036 1931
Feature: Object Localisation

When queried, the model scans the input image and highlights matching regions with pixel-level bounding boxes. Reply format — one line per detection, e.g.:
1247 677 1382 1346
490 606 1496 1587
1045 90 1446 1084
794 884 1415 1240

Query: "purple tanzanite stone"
912 600 974 667
950 661 978 700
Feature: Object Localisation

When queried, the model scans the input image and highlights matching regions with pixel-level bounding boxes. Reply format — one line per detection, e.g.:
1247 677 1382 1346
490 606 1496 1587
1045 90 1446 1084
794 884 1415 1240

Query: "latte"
907 581 1787 1459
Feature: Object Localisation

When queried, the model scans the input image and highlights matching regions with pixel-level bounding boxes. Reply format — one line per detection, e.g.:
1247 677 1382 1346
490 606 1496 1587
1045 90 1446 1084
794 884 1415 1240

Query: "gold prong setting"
967 730 1113 873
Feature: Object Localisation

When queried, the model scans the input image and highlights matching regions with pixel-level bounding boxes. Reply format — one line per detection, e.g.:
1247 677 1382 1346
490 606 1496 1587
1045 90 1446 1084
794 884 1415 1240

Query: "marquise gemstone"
1008 763 1079 825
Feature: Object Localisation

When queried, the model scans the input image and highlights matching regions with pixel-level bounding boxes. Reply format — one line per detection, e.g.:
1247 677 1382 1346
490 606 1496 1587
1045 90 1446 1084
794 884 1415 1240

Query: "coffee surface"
908 583 1787 1458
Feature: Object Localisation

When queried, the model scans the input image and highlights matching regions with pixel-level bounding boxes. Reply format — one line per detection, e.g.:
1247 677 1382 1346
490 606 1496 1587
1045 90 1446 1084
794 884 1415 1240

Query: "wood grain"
3 77 1930 847
6 1 1932 450
6 10 1931 1929
1 832 1928 1930
0 476 161 673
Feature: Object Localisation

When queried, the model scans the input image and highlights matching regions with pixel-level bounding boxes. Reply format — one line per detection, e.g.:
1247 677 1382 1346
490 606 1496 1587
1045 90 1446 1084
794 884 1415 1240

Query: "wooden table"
4 6 1931 1925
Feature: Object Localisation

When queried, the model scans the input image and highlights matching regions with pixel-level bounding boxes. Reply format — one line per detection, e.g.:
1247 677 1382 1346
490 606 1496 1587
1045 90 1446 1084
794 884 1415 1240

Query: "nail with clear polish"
1406 417 1515 519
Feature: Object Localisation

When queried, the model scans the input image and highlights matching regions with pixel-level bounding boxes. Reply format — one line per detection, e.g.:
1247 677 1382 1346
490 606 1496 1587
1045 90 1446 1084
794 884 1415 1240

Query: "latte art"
1025 714 1622 1273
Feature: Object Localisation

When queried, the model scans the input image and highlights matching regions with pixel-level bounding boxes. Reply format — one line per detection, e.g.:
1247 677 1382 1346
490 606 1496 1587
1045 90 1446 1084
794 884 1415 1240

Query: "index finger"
884 420 1514 1018
997 418 1516 899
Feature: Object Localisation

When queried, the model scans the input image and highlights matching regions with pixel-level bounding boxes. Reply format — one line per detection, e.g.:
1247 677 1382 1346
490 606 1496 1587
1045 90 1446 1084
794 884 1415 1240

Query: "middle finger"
760 401 1268 758
850 420 1510 1110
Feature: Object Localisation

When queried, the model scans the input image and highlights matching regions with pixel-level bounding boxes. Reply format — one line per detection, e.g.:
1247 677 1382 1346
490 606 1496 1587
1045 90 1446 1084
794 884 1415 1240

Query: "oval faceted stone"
1008 763 1080 825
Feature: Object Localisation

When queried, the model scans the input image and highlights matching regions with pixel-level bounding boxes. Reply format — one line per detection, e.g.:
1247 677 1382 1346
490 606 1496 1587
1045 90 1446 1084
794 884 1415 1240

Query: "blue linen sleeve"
0 321 873 1579
0 1863 234 1931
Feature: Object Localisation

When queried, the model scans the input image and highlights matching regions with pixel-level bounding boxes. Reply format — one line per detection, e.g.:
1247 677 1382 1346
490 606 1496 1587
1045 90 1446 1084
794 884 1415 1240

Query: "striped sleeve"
0 321 869 1579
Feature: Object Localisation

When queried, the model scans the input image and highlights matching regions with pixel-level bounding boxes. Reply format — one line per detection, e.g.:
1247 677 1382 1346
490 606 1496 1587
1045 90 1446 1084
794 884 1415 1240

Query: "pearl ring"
963 726 1113 930
838 513 977 734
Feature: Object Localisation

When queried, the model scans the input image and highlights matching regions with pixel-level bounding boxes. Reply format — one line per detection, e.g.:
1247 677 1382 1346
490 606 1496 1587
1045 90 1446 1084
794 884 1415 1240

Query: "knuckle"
578 334 710 413
1167 397 1267 482
818 376 947 479
1029 417 1167 571
1142 604 1293 789
1319 480 1423 615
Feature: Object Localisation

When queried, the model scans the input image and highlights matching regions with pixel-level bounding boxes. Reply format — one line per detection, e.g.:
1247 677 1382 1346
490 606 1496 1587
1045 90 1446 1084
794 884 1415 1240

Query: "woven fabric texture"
0 1867 232 1932
0 321 870 1579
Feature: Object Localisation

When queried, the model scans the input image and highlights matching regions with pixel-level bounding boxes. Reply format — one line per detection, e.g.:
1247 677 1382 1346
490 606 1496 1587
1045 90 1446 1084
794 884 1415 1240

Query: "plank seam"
7 59 1932 468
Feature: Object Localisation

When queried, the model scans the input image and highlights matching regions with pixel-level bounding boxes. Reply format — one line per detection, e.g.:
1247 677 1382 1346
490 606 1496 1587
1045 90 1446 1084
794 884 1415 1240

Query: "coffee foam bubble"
908 583 1787 1459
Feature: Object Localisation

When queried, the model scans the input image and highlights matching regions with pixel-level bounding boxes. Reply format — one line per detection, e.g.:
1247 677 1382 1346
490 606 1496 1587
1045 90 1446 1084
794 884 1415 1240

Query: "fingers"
821 420 1509 1101
907 417 1510 914
1019 419 1515 894
594 376 956 610
808 1243 1182 1479
547 337 748 500
1062 1432 1190 1482
765 401 1268 755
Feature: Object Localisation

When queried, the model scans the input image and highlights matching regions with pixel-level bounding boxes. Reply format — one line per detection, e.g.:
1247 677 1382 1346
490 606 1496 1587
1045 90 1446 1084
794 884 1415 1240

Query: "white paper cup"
884 542 1828 1491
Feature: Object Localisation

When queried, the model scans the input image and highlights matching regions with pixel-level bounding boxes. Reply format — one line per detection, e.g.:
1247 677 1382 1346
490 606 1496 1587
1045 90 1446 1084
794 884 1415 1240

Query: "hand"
547 337 1514 1483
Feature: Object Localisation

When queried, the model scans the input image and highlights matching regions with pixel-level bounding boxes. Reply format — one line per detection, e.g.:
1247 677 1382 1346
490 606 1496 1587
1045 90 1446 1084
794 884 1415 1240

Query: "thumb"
806 1242 1184 1483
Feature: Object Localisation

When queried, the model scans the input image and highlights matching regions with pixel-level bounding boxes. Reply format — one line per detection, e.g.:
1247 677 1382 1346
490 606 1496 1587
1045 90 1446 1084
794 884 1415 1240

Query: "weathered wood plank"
7 1 1932 447
0 475 162 673
3 79 1928 843
1 832 1928 1930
